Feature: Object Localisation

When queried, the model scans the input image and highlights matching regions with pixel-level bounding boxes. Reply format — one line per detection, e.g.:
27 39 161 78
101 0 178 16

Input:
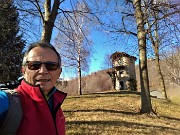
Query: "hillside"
56 69 113 96
135 59 180 103
57 60 180 103
62 91 180 135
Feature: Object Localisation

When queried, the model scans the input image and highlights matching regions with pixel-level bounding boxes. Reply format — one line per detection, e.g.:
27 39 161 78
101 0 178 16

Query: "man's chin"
39 86 51 94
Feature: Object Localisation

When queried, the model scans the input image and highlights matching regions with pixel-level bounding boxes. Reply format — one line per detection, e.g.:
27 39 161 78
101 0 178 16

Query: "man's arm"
0 91 9 119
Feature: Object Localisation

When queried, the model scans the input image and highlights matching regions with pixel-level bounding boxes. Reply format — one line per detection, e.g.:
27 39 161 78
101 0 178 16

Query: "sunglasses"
26 61 59 71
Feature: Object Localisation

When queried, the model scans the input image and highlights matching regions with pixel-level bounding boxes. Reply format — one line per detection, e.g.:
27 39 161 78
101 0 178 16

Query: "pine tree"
0 0 25 84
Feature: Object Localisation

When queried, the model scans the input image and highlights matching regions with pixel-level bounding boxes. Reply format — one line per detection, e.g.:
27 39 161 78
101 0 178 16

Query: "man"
0 42 67 135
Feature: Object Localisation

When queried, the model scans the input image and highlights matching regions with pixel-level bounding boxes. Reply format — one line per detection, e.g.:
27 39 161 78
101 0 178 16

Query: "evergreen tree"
0 0 25 84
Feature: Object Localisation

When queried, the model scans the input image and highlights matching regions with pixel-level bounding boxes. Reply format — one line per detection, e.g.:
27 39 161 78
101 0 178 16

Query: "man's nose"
38 64 48 73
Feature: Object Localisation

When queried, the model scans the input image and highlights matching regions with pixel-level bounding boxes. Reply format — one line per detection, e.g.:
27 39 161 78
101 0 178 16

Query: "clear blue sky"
17 1 138 79
89 31 125 73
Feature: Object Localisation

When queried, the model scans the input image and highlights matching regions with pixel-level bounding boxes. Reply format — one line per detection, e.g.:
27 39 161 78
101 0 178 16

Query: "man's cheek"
30 76 36 85
25 74 35 84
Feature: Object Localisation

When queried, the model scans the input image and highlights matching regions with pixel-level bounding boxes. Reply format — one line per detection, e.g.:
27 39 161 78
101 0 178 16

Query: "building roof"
110 51 137 60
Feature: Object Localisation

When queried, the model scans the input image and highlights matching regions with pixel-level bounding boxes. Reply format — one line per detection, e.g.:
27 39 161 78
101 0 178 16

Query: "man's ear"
60 67 62 74
58 67 62 77
21 66 26 75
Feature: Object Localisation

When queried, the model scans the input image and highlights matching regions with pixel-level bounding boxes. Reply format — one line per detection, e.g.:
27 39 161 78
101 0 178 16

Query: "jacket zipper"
40 89 59 135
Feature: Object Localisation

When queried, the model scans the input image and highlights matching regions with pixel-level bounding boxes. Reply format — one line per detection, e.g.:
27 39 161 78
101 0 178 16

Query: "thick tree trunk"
41 0 60 43
41 22 54 43
134 0 153 113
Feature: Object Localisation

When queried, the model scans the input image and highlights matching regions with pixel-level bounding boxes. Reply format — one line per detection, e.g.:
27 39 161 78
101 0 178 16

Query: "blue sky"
89 31 124 73
60 29 130 79
16 0 139 79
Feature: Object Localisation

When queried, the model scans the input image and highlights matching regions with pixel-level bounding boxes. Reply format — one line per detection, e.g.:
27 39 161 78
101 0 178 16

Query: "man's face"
22 47 61 94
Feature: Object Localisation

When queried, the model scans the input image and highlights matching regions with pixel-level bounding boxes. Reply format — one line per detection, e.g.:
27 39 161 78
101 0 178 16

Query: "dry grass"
62 91 180 135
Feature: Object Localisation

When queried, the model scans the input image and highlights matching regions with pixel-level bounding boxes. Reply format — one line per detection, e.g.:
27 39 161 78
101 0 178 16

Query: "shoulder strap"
0 90 23 135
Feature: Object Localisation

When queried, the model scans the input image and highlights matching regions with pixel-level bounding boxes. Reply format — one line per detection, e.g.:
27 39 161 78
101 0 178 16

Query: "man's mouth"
36 79 50 82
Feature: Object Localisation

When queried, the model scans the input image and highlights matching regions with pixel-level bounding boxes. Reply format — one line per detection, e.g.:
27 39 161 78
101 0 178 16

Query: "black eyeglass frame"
25 61 60 71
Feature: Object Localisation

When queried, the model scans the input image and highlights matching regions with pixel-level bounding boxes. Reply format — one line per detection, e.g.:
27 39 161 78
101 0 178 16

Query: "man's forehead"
27 56 47 60
28 47 56 56
26 47 59 61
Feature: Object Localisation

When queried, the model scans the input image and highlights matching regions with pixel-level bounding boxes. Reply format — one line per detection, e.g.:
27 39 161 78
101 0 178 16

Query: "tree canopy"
0 0 25 84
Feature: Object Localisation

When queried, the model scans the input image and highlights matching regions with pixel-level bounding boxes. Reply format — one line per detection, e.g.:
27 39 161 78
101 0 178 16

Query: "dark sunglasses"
26 61 59 71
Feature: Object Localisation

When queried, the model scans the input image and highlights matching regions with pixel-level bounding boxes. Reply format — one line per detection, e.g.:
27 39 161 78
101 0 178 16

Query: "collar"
44 87 56 101
17 79 67 104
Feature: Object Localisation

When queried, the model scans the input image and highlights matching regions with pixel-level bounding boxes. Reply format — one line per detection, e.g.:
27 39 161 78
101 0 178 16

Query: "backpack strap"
0 90 23 135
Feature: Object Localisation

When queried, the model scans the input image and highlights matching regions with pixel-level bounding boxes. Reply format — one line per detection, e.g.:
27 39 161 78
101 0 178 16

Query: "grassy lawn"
62 91 180 135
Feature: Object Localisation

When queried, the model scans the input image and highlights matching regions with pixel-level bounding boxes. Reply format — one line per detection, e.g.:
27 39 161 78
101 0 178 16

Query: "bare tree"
133 0 153 113
162 46 180 85
54 2 92 95
101 53 113 70
95 0 153 113
73 4 91 95
15 0 61 43
81 0 152 113
14 0 95 43
144 0 179 100
88 0 179 113
122 0 179 112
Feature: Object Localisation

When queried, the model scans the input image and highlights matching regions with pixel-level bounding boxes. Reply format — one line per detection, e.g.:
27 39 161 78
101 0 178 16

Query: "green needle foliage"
0 0 25 84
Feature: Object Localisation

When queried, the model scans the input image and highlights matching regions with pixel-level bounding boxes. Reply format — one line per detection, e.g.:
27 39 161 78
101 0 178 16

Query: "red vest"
16 80 67 135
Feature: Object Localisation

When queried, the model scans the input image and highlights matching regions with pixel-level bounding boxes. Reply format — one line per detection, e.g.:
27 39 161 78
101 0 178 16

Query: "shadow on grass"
65 109 180 122
92 91 141 95
64 108 139 115
160 115 180 121
67 91 141 99
66 119 180 133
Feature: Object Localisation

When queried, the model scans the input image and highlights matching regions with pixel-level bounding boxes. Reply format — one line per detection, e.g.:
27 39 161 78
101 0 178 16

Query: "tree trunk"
153 45 168 99
41 0 60 43
41 22 54 43
134 0 153 113
153 11 168 100
78 46 82 95
146 8 168 100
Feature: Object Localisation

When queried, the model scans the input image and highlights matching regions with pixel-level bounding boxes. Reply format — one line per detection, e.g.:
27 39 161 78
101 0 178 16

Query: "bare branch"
34 0 45 22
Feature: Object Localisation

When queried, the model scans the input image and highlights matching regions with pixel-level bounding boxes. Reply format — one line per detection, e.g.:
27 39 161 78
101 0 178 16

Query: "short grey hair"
22 42 61 67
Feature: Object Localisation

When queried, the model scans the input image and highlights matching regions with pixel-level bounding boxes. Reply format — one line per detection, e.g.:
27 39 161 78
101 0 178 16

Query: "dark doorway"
120 81 124 90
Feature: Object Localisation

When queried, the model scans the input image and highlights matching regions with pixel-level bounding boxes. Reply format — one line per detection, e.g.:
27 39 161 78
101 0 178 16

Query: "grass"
62 91 180 135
